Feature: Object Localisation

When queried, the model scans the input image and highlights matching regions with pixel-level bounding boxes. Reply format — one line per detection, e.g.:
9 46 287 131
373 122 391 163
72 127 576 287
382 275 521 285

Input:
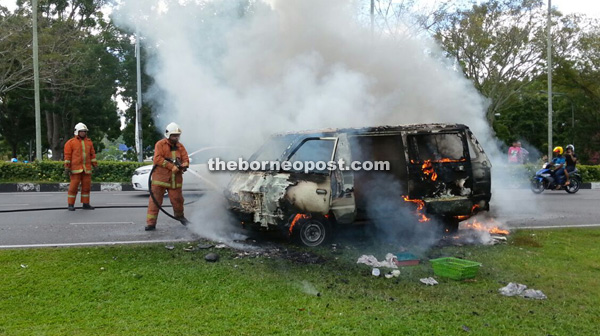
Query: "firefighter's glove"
181 166 188 173
171 165 180 174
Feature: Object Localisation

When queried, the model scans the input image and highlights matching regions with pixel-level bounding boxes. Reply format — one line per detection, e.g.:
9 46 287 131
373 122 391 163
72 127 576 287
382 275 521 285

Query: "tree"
430 0 548 123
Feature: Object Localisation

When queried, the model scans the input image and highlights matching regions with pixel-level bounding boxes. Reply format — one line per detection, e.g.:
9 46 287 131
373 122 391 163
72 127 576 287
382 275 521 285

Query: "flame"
402 195 430 222
461 218 509 235
289 213 310 234
421 160 438 181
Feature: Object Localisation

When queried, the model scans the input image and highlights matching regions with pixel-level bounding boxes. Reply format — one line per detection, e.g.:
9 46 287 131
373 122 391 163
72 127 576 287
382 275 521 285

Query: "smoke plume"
113 0 516 243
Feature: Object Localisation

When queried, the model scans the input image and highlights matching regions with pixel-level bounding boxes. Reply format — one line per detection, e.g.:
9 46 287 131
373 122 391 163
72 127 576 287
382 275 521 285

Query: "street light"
540 90 575 147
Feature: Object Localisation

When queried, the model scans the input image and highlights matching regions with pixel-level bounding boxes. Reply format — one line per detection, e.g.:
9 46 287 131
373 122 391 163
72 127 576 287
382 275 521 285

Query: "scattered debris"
384 270 401 279
205 253 220 262
164 245 175 250
100 267 106 271
20 264 28 269
395 252 420 266
183 246 196 252
461 325 471 332
499 282 547 299
215 243 227 249
372 268 381 277
197 243 214 249
420 277 439 286
357 253 398 268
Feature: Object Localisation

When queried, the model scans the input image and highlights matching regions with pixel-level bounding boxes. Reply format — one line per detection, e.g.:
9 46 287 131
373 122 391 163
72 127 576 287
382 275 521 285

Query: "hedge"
0 161 147 183
505 164 600 182
1 161 599 183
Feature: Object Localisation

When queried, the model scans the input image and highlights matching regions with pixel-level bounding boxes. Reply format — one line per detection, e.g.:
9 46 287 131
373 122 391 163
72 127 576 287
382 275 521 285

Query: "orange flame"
289 214 310 234
402 195 430 222
421 160 438 181
461 218 509 235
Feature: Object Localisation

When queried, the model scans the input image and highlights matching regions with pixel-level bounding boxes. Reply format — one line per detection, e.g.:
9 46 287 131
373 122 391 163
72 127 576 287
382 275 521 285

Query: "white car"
131 146 240 192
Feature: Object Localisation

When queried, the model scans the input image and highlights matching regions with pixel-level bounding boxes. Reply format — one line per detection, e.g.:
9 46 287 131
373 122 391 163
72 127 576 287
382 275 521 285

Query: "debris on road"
420 277 439 286
205 253 219 262
164 245 175 250
499 282 547 299
357 253 398 268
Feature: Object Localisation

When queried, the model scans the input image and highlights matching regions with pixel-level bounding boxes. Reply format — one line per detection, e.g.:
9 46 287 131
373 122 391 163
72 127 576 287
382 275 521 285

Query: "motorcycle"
530 162 581 194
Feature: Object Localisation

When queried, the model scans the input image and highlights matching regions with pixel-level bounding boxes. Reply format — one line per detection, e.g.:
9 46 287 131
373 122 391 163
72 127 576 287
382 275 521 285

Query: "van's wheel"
292 216 331 247
442 217 460 234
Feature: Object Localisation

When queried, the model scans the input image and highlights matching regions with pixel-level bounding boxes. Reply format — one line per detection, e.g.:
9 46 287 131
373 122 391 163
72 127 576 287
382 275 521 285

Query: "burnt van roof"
275 123 469 136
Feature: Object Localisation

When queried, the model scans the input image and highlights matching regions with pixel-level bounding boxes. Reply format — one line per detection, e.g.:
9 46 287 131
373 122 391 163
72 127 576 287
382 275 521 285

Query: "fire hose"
147 159 223 226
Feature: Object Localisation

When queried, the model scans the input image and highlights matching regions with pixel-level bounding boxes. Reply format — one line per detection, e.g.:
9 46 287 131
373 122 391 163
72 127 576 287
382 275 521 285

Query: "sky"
1 0 600 18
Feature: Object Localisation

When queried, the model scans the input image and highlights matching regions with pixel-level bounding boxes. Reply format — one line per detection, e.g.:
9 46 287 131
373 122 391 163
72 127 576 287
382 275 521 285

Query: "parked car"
132 146 240 192
225 124 492 246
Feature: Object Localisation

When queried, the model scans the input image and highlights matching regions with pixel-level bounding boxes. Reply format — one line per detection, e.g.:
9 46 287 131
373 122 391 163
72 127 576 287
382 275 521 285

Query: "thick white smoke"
113 0 515 243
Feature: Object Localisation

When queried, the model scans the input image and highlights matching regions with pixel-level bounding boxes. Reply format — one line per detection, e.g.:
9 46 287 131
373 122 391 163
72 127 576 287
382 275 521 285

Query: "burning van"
225 124 492 246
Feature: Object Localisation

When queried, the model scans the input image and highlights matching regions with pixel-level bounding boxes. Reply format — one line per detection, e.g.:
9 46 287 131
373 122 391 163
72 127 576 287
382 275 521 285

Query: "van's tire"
442 217 460 234
292 216 331 247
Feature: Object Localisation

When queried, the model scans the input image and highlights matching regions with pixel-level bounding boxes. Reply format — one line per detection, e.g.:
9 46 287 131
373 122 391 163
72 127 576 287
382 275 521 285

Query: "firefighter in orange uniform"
145 122 190 231
64 122 97 211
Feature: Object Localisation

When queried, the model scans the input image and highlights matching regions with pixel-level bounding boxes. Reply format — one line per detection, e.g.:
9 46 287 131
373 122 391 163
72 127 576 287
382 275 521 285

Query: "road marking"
513 224 600 229
0 239 193 249
0 204 29 207
69 222 135 225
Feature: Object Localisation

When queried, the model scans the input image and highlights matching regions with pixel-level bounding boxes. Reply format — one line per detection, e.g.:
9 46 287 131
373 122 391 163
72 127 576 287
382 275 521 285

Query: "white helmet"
566 144 575 152
165 122 182 138
74 122 89 135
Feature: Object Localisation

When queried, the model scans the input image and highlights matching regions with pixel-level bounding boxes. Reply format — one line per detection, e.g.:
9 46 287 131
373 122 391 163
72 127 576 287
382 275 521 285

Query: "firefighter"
64 122 97 211
145 122 190 231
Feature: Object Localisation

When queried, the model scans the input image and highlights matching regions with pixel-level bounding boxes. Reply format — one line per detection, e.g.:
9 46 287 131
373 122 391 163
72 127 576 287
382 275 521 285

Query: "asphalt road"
1 189 599 248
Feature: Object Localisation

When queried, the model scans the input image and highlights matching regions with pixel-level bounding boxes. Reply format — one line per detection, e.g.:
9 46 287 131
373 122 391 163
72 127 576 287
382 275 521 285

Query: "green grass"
1 229 599 335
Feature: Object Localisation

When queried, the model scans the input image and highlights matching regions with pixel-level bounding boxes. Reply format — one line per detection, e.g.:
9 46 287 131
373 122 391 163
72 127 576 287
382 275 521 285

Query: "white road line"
0 239 192 249
69 222 135 225
513 224 600 229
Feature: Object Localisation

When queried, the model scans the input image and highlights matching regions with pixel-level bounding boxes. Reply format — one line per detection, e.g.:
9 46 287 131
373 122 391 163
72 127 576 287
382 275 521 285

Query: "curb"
0 183 136 193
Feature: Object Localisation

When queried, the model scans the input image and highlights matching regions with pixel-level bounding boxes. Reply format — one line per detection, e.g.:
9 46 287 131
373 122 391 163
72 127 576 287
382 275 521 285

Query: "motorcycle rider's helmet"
566 144 575 152
553 146 563 155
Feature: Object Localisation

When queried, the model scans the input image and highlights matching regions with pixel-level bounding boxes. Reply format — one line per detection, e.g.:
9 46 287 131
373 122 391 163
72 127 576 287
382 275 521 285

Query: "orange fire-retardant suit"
146 138 189 227
64 134 97 205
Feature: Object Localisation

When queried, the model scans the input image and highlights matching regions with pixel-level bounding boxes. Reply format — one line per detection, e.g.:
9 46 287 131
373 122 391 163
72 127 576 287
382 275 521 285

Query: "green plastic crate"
430 257 482 280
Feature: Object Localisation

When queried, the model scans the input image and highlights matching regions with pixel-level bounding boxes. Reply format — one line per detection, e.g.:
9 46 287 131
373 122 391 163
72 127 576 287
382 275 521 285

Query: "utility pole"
135 30 143 162
546 0 553 161
33 0 42 161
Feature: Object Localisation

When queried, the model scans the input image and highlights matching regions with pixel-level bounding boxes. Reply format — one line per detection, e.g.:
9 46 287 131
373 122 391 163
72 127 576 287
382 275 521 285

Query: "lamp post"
546 0 553 161
540 90 575 147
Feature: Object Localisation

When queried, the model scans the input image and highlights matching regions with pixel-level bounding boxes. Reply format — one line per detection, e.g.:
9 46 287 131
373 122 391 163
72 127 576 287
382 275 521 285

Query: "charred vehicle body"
225 124 492 246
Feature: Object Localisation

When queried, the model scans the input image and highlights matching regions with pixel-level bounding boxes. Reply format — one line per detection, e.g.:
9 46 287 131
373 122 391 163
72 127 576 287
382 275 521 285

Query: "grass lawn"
1 228 599 335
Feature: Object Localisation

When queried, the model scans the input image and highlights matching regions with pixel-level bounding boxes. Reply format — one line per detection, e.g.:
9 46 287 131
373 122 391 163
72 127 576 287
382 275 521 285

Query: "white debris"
420 277 439 286
372 268 381 277
499 282 527 296
384 270 401 279
357 253 398 269
215 244 227 249
521 289 547 300
20 264 28 269
499 282 547 300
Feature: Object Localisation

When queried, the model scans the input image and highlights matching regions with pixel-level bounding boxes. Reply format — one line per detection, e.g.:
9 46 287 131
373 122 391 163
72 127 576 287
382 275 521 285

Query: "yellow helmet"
553 146 563 155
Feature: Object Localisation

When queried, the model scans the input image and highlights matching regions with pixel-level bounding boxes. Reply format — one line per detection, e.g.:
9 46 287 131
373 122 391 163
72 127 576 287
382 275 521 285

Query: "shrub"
0 161 147 183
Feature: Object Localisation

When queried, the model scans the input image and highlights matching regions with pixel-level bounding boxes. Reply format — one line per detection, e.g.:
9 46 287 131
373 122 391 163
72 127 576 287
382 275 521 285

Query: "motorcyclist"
564 145 577 186
551 146 566 188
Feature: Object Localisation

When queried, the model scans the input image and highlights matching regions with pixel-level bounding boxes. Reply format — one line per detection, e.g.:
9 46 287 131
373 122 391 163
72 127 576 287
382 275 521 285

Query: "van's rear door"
405 130 474 215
